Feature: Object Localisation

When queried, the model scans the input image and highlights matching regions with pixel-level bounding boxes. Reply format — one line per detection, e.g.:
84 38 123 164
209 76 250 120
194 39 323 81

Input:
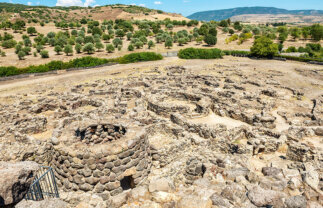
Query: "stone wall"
49 129 151 197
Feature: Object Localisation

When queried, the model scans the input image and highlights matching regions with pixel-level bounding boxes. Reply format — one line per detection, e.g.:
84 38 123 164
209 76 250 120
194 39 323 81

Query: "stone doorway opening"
120 176 135 190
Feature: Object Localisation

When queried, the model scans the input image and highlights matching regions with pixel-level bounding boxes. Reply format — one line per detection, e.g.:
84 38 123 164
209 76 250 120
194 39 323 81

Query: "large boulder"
247 185 285 207
0 161 39 207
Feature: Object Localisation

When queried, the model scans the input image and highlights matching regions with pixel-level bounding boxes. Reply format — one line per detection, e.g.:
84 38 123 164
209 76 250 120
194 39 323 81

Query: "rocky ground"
0 57 322 208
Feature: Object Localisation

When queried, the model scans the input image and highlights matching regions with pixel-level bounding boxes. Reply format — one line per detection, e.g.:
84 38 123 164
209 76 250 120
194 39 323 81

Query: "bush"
40 50 49 58
117 52 163 64
18 51 26 60
148 40 155 49
178 48 223 59
204 35 217 46
250 36 278 58
64 45 73 56
83 43 95 54
54 45 62 55
286 46 297 53
306 43 321 51
0 53 164 77
222 50 250 56
128 44 134 51
106 44 115 53
75 43 82 53
2 39 17 48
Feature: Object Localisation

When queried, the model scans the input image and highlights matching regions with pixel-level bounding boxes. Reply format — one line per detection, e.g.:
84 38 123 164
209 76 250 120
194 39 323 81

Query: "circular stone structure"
49 118 151 197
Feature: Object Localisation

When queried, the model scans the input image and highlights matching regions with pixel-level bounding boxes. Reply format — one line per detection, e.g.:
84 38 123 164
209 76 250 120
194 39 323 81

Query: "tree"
112 38 122 48
102 34 110 42
95 42 104 51
27 27 37 36
219 20 228 27
204 34 217 46
290 27 300 40
198 24 209 36
250 36 278 58
18 51 26 60
116 29 125 38
22 47 31 55
83 43 95 54
128 44 134 51
106 44 115 53
40 50 49 58
310 24 323 41
64 45 73 56
126 32 132 40
54 45 62 55
229 29 235 35
178 38 185 46
148 40 155 49
2 39 17 48
302 27 310 40
278 32 288 43
134 41 143 49
75 43 82 53
15 44 23 54
165 37 173 49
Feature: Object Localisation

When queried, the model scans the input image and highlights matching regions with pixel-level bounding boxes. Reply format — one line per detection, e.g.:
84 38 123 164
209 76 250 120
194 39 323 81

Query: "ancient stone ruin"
0 63 322 207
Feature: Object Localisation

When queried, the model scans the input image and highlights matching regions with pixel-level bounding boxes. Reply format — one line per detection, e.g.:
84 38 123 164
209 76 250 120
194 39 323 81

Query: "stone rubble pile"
0 64 322 208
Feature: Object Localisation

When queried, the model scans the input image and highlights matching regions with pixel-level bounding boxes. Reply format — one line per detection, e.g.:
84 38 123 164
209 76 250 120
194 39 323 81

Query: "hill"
0 3 188 22
188 7 323 21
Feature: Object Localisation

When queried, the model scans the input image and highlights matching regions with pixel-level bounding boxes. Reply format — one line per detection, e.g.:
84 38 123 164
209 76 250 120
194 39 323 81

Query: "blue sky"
2 0 323 16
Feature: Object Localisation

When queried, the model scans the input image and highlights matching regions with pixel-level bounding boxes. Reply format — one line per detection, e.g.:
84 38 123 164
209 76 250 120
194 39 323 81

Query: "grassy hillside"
0 3 186 22
188 7 323 21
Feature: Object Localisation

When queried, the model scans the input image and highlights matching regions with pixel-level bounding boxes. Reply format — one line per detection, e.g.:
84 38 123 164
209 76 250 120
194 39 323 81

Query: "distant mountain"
187 7 323 21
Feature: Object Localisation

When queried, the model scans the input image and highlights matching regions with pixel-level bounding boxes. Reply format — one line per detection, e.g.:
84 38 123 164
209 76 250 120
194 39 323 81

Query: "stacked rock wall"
49 130 151 197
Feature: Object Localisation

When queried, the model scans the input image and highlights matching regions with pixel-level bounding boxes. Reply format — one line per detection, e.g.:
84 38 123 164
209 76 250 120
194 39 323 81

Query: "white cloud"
55 0 96 7
27 2 32 5
139 3 145 7
154 1 162 5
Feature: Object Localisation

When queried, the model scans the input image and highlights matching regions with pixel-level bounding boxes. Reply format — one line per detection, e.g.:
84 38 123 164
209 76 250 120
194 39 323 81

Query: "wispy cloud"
56 0 96 7
154 1 162 5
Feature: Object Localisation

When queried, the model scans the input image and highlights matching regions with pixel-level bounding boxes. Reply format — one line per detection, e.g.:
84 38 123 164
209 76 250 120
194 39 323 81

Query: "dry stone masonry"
0 63 322 207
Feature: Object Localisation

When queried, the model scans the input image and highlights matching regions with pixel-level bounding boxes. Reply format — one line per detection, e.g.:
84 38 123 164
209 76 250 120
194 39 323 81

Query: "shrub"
128 44 134 51
165 37 173 49
106 44 115 53
95 42 104 51
2 39 17 48
310 24 323 41
54 45 62 55
118 52 163 64
113 38 122 48
204 35 217 46
148 40 155 49
306 43 321 51
75 43 82 53
64 45 73 56
83 43 95 54
22 47 31 55
178 48 223 59
286 46 297 53
250 36 278 58
27 27 37 35
18 51 26 60
40 50 49 58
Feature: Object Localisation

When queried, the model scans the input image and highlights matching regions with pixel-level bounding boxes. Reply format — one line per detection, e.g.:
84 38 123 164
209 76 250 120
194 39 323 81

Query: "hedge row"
0 52 163 77
222 50 250 57
114 52 163 64
276 55 323 63
178 48 223 59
